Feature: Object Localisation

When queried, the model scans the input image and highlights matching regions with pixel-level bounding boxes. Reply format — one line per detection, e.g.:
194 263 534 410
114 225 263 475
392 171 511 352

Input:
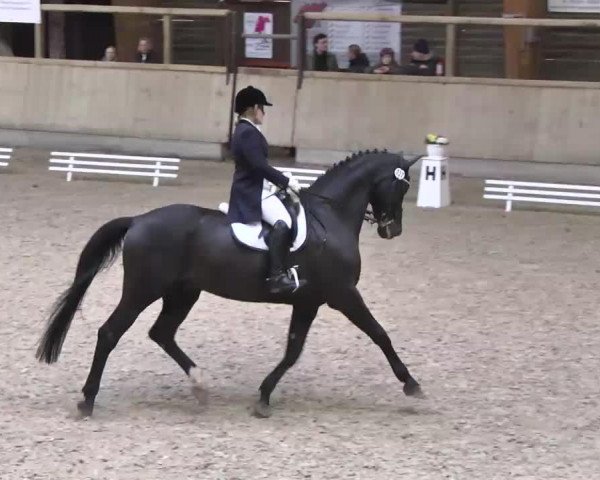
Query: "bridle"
365 167 411 226
302 165 411 226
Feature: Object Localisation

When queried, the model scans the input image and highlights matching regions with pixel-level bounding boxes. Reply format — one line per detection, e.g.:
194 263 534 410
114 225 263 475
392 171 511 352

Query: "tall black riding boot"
267 220 305 294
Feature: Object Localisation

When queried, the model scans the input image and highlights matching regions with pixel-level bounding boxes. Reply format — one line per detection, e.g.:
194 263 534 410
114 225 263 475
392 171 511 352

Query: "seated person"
136 37 156 64
306 33 338 72
347 44 370 74
102 46 117 62
405 39 438 76
368 48 402 75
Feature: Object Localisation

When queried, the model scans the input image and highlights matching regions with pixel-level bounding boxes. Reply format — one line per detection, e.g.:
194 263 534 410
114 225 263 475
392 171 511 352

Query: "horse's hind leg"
148 286 203 400
78 295 152 417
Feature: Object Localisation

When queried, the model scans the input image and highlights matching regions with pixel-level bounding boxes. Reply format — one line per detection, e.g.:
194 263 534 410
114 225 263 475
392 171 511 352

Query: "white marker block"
417 145 451 208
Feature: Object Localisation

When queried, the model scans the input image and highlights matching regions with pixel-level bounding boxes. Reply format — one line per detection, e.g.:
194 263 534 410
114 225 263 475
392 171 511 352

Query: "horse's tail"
35 216 133 364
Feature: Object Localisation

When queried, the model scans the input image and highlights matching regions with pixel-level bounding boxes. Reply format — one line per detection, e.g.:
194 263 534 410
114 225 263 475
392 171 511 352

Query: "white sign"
548 0 600 12
244 12 274 59
292 0 401 69
0 0 40 23
324 1 401 68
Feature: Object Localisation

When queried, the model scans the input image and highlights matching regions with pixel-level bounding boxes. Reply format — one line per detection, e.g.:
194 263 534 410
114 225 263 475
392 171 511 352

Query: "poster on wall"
0 0 40 23
548 0 600 12
290 0 402 69
244 12 274 59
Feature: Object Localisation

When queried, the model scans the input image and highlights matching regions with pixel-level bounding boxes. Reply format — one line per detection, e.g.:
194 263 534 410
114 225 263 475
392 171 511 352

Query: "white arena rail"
49 151 181 187
0 147 13 168
265 166 326 192
484 179 600 212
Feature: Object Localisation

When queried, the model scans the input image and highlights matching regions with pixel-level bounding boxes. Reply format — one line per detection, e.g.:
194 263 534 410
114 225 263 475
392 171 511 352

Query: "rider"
228 85 305 294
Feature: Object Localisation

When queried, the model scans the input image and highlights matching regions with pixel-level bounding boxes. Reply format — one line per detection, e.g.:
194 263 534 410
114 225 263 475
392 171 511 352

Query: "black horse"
36 150 424 418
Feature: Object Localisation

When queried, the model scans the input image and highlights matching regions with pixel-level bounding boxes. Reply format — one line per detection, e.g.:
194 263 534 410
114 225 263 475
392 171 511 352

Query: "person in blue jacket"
228 85 305 294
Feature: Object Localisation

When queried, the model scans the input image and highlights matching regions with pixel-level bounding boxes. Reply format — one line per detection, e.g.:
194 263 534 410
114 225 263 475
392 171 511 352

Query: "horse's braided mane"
326 148 388 173
309 148 393 192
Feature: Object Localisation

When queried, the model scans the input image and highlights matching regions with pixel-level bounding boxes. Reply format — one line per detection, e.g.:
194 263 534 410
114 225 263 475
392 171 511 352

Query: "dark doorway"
64 0 115 60
11 23 34 57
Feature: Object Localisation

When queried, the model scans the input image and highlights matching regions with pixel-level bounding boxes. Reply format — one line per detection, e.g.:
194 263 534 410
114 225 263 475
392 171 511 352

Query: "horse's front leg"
328 287 424 398
253 303 319 418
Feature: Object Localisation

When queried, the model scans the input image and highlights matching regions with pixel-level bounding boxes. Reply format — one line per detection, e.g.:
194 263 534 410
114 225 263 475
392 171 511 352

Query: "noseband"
365 167 410 226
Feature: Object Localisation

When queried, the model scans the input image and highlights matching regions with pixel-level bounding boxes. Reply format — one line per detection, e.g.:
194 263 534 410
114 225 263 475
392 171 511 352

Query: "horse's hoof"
403 380 426 399
76 400 94 418
191 385 209 405
252 401 272 418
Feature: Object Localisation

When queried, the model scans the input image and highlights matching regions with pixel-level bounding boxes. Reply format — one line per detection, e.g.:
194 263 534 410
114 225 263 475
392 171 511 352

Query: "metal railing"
22 6 600 87
299 11 600 83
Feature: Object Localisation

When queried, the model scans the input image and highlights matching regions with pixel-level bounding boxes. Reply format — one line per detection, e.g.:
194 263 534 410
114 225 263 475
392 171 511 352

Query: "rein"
300 174 410 226
301 189 375 225
302 191 389 226
301 189 344 210
277 158 411 228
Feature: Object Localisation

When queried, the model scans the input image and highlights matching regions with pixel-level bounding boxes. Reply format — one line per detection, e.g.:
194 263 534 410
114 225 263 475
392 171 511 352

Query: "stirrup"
267 266 305 294
287 265 301 291
267 273 296 294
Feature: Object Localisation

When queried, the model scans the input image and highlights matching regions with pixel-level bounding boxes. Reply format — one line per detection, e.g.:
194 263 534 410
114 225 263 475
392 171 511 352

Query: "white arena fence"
0 147 13 168
484 179 600 212
49 151 181 187
265 166 326 192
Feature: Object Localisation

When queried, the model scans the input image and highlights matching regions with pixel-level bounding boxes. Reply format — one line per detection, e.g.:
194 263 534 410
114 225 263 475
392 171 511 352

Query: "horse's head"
369 153 422 239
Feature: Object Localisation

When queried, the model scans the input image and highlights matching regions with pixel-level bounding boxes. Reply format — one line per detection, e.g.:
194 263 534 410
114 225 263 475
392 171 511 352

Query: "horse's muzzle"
377 220 402 239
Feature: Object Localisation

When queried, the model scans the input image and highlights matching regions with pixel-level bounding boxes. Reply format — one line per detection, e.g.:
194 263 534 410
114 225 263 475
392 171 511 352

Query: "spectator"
136 37 156 64
0 39 13 57
102 45 117 62
347 44 369 74
306 33 338 72
406 39 438 76
368 48 402 75
0 24 12 57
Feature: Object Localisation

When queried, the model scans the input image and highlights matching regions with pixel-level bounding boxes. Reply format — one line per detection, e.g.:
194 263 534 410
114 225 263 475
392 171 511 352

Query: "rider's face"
254 105 265 125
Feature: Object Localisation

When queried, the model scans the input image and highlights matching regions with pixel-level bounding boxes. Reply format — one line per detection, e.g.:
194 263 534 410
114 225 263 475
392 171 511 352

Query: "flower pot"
427 143 447 158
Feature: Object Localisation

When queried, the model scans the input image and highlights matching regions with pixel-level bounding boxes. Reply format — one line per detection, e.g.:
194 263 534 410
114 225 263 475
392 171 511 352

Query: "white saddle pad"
218 202 308 252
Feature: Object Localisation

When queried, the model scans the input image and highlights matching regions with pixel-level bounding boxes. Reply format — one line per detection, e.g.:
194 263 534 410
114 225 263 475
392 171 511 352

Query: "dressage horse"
36 150 424 418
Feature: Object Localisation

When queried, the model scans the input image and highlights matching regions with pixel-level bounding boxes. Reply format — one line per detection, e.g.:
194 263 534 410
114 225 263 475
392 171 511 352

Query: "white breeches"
261 190 292 228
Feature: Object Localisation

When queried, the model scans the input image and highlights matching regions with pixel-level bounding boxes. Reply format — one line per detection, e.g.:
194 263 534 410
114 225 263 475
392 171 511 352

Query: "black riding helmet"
234 85 273 115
